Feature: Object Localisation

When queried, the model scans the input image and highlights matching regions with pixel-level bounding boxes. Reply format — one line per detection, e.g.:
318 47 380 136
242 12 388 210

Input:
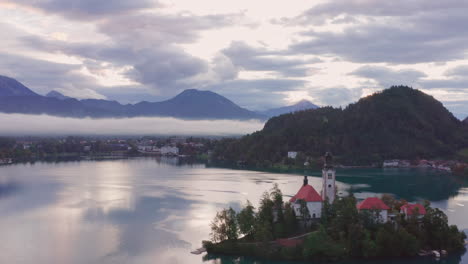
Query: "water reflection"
0 158 466 264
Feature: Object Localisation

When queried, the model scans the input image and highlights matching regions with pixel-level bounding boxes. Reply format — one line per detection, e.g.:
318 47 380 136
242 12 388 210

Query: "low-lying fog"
0 114 265 136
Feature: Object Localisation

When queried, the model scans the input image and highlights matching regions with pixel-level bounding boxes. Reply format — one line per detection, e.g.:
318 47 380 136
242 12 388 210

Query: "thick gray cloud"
126 47 209 91
350 65 426 88
206 78 307 110
444 65 468 77
311 87 362 107
15 11 246 97
6 0 159 20
286 1 468 64
222 41 320 77
285 0 468 25
0 52 106 98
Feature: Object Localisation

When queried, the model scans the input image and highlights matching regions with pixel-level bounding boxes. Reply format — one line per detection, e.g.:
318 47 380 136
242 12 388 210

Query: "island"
203 153 467 262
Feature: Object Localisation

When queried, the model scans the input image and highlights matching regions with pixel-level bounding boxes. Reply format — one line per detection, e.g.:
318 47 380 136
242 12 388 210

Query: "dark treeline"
213 86 468 167
205 185 467 262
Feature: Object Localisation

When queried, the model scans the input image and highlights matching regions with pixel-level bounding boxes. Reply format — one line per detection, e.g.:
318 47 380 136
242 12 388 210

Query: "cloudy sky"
1 0 468 118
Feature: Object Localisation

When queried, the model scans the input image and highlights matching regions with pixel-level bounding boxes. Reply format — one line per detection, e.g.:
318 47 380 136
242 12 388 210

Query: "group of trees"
212 86 468 167
208 184 299 245
206 185 467 262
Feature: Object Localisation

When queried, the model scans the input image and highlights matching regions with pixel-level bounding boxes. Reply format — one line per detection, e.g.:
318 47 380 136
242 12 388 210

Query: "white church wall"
292 202 322 219
307 202 322 219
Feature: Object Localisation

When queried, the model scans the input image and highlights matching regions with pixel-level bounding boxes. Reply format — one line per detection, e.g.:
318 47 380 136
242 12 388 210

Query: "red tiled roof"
289 184 323 203
276 239 303 247
401 203 426 215
357 197 390 210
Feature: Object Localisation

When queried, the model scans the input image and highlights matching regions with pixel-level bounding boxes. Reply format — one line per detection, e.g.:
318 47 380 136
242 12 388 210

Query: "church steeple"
321 152 336 203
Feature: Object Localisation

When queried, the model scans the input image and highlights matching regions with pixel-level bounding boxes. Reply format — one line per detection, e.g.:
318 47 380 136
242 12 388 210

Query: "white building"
400 203 426 220
383 160 399 167
160 146 179 155
287 151 298 159
290 176 323 219
289 152 336 220
137 145 154 152
357 197 390 223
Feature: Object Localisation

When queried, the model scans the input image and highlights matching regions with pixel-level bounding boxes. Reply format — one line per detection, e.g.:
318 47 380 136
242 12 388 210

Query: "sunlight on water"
0 159 466 264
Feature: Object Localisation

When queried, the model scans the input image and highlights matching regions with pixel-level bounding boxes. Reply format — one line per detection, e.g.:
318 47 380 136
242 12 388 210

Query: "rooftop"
357 197 390 210
290 184 323 203
401 203 427 215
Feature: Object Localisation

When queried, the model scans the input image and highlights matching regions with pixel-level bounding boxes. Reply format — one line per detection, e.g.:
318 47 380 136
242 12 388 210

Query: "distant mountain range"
258 100 318 117
213 86 468 165
0 75 317 120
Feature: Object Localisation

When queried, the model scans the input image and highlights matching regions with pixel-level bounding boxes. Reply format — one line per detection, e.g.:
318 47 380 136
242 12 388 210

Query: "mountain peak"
260 99 318 118
46 90 70 100
176 89 217 98
292 99 318 108
0 75 39 97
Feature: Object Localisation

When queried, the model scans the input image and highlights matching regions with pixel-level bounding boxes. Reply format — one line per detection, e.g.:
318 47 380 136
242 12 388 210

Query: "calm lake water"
0 157 467 264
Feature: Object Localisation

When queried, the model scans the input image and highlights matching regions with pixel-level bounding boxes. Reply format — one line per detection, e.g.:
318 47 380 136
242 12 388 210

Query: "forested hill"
213 86 468 166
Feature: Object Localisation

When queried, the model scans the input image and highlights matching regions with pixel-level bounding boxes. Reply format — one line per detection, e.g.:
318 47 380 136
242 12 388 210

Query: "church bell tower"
322 152 336 203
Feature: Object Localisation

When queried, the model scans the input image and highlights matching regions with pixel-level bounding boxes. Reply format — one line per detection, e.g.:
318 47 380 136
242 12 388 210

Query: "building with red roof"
290 185 323 203
400 203 426 219
290 176 323 219
357 197 390 223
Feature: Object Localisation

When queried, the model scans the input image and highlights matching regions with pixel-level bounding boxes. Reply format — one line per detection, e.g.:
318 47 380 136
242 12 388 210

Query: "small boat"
432 250 440 258
190 247 206 255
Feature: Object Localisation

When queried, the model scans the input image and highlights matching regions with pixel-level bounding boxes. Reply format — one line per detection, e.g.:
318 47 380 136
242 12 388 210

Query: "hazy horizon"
0 113 264 136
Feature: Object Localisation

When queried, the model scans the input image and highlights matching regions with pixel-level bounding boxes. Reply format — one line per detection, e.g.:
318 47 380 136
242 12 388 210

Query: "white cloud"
0 114 264 136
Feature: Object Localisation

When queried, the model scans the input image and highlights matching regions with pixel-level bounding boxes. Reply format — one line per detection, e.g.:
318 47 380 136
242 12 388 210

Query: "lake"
0 157 467 264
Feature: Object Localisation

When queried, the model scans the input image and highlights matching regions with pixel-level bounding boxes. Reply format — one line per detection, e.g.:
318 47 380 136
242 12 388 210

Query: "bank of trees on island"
204 185 467 262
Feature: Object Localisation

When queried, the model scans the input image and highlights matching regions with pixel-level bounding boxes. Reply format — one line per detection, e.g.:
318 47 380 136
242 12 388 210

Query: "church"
290 152 336 219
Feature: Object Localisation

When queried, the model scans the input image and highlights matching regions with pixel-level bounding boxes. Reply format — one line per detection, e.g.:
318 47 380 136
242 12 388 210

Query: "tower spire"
322 152 336 203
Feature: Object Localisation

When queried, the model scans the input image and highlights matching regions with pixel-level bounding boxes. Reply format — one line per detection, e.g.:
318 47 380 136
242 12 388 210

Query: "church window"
328 184 331 188
328 172 333 179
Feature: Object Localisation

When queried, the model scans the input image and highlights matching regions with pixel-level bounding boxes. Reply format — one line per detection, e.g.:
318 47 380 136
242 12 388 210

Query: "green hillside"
213 86 468 166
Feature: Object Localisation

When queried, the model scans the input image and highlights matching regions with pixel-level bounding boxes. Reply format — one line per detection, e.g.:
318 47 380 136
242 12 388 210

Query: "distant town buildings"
0 158 13 165
287 151 298 159
383 160 399 167
160 146 179 156
382 159 453 172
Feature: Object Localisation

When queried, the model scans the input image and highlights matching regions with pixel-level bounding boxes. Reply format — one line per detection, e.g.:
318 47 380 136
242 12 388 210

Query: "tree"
298 199 310 228
320 199 334 227
210 207 238 242
303 225 345 260
283 202 298 236
257 191 274 224
237 200 255 237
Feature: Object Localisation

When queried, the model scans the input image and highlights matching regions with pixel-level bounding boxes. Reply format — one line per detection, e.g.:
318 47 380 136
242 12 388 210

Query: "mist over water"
0 113 264 136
